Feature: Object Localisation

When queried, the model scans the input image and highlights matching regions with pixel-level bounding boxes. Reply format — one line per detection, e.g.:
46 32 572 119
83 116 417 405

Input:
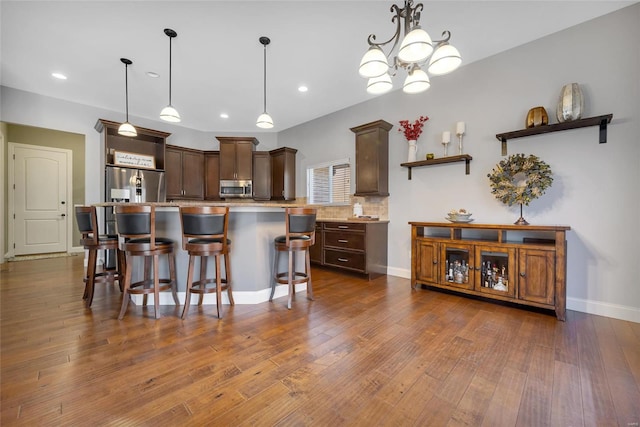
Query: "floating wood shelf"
495 114 613 155
400 154 472 180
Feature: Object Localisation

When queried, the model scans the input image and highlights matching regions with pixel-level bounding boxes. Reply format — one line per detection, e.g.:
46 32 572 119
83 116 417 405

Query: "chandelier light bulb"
398 26 433 63
359 46 389 78
403 67 431 94
367 73 393 95
427 43 462 76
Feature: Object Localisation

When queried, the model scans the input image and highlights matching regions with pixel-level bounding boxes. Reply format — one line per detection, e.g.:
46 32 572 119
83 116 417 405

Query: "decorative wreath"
487 153 553 206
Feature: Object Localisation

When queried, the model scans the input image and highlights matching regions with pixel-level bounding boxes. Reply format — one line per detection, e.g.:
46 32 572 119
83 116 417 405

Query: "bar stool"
75 205 122 308
115 204 179 319
179 206 234 319
270 207 317 309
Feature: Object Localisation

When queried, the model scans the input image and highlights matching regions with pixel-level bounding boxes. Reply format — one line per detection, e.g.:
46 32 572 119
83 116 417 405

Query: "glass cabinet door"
475 245 516 298
440 243 474 290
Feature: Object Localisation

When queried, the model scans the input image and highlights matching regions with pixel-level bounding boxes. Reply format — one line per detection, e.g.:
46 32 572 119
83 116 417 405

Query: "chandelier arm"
432 30 452 46
366 3 403 52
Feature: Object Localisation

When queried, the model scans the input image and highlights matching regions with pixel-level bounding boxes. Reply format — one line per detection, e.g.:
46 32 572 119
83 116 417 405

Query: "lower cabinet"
312 221 388 279
410 222 570 320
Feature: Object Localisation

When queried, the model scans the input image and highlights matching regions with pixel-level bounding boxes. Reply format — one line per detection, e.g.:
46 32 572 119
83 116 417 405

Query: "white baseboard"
129 283 307 306
384 268 638 323
567 297 640 323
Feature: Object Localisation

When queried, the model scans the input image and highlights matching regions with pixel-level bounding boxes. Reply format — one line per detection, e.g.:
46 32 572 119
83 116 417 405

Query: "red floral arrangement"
398 116 429 141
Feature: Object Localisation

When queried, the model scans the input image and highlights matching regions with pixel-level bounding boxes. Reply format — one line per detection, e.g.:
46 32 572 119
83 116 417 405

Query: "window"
307 159 351 204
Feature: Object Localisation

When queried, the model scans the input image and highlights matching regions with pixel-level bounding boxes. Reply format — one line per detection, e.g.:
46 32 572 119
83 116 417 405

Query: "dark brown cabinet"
97 119 170 170
217 137 258 181
350 120 392 197
410 222 569 320
166 145 204 200
311 221 388 279
309 223 323 264
204 151 220 200
270 147 297 200
252 151 271 201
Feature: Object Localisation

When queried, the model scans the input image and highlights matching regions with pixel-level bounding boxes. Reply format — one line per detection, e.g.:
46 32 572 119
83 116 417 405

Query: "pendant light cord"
124 62 130 120
263 44 267 112
168 36 172 105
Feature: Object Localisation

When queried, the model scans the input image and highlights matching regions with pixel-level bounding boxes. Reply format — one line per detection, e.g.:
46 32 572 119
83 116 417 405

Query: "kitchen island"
94 201 386 307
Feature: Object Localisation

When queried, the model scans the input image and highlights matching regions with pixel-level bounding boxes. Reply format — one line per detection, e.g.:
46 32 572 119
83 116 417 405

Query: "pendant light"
118 58 137 137
160 28 180 122
256 36 274 129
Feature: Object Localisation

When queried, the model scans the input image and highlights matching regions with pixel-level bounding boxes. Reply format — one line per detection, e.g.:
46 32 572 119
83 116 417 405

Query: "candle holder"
456 121 465 155
442 140 449 157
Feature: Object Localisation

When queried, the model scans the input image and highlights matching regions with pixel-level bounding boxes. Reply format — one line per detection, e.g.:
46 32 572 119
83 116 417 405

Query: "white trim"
385 268 639 323
7 143 73 258
567 297 640 324
129 283 307 306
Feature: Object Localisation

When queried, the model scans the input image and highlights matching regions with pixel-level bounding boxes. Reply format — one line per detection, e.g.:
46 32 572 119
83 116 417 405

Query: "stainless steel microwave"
219 179 253 198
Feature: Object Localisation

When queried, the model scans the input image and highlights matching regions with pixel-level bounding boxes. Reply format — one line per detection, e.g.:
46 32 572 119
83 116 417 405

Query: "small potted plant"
399 115 429 162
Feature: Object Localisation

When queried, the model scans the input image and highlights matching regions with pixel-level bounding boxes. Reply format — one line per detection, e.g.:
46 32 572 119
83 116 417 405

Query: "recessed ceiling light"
298 85 308 92
220 113 229 119
146 71 160 78
51 72 67 80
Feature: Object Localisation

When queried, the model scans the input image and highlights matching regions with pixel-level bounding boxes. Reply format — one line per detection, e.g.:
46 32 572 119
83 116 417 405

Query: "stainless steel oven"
219 179 253 198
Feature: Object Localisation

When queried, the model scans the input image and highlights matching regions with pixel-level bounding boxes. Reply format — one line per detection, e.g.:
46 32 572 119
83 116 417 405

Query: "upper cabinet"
252 151 272 201
165 145 204 200
204 151 221 200
350 120 392 197
217 137 258 181
96 119 170 170
270 147 297 201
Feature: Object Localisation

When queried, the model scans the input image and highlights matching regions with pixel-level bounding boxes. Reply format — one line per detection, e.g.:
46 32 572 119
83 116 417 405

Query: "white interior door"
9 143 71 256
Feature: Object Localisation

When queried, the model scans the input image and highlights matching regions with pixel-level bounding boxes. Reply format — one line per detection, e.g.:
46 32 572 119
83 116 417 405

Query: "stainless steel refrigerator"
104 165 166 268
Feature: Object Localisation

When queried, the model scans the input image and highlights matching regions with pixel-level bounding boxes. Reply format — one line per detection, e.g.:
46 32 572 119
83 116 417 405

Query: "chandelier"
359 0 462 95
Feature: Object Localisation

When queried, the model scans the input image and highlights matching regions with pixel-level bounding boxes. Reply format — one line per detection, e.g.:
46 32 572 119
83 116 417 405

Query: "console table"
410 222 570 320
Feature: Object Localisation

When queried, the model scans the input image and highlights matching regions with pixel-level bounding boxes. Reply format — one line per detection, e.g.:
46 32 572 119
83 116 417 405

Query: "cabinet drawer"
324 249 366 272
323 222 366 232
324 231 365 251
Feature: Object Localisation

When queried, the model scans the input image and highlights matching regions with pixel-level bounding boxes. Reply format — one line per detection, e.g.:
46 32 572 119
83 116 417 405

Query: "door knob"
61 213 66 217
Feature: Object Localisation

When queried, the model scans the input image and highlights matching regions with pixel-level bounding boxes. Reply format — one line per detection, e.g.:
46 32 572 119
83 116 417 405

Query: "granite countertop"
94 201 389 223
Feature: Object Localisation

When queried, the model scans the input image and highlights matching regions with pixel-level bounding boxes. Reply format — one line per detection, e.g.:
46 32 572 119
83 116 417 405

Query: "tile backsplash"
297 196 388 220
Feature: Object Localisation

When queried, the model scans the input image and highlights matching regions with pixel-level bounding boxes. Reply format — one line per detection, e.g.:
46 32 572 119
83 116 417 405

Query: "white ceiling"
1 1 634 133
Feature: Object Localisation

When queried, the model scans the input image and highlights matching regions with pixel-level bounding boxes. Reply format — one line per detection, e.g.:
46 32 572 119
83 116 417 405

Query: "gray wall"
278 4 640 322
1 4 638 321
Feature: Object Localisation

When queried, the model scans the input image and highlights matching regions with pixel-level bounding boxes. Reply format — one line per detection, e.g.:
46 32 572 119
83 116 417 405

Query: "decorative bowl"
447 212 472 222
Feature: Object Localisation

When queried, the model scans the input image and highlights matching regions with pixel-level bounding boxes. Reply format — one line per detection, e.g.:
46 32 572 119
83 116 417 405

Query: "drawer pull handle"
338 239 348 243
338 258 349 262
338 225 349 229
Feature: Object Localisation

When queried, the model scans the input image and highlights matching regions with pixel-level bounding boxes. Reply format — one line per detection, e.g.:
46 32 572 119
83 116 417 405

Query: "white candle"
456 121 465 135
442 131 450 143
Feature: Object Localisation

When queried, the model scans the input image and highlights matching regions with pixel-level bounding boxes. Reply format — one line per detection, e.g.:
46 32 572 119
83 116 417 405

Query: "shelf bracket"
599 117 608 144
500 137 508 156
407 166 413 180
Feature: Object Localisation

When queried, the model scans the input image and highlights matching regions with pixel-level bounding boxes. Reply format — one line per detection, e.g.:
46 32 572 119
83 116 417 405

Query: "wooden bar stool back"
271 207 317 309
179 206 234 319
75 205 122 308
115 204 179 319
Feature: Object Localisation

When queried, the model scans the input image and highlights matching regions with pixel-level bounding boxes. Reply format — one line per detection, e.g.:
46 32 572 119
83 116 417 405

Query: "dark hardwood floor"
1 255 639 426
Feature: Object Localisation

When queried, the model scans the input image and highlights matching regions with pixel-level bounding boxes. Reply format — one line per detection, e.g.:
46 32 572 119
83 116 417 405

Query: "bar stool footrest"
275 272 309 285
